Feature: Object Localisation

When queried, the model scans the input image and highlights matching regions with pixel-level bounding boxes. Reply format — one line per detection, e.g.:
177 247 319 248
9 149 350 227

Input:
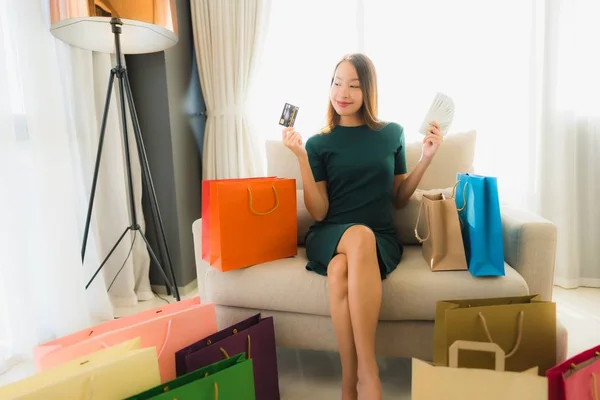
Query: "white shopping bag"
412 340 548 400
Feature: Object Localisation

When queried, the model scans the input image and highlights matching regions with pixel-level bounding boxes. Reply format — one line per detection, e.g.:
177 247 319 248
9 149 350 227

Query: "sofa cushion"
296 186 455 246
204 245 529 322
266 129 476 191
405 130 476 190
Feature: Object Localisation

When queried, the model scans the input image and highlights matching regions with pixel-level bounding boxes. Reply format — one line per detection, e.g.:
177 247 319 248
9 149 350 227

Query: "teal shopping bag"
124 353 255 400
455 173 505 276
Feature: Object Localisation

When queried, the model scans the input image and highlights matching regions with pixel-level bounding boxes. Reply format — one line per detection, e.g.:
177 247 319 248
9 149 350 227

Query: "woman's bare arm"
392 158 431 208
297 153 329 221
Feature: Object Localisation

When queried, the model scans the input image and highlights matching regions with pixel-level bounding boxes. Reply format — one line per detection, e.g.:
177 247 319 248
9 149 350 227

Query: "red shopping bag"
202 177 297 272
547 344 600 400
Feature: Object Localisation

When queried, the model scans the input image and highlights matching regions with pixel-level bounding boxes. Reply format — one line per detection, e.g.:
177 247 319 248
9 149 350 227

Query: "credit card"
278 103 299 127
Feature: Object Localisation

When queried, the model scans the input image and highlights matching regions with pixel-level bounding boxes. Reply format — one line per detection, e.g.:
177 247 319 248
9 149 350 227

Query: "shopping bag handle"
478 311 524 358
99 320 172 358
81 375 95 400
449 340 505 371
568 351 600 373
156 319 173 359
452 180 468 212
198 372 219 400
414 201 430 243
248 185 279 216
414 181 468 242
219 334 252 360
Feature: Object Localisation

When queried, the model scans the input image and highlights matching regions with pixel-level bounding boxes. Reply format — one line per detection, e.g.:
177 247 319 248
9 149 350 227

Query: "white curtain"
250 0 599 287
190 0 271 180
0 0 152 378
536 0 600 288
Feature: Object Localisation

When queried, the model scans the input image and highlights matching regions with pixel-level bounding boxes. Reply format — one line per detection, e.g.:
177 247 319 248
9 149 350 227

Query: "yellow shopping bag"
0 338 160 400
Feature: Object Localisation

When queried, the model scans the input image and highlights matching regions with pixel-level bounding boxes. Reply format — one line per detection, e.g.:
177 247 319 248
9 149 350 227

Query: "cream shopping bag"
412 340 548 400
0 338 160 400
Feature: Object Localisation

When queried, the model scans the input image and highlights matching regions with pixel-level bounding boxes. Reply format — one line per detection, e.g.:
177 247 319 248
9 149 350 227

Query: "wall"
125 0 205 293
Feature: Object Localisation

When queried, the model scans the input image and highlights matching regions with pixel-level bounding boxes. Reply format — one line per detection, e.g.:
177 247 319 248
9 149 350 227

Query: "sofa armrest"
501 205 557 301
192 219 210 300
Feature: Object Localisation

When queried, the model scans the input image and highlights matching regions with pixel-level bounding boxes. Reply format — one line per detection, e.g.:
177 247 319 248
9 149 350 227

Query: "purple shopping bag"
175 313 280 400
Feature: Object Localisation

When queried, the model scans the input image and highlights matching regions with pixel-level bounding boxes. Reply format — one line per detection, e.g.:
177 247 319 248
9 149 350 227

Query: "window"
249 0 541 207
248 0 360 142
552 0 600 116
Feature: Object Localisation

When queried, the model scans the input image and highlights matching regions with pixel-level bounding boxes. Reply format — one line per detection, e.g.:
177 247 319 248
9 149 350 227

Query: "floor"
1 286 598 399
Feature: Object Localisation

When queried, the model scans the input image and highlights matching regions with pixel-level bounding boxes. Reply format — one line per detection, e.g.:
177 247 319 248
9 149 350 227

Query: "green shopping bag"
124 353 255 400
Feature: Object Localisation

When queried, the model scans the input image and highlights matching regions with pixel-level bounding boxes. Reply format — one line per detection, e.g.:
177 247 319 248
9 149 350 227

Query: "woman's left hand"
421 121 443 161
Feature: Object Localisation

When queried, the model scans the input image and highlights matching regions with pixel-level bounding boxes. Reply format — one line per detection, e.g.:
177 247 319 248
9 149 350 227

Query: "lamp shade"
49 0 178 54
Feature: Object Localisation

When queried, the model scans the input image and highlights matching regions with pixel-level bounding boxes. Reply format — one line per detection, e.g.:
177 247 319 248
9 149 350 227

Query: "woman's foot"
357 368 382 400
341 378 358 400
357 376 382 400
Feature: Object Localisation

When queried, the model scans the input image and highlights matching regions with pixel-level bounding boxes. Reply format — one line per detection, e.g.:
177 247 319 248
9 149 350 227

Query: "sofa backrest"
267 129 477 245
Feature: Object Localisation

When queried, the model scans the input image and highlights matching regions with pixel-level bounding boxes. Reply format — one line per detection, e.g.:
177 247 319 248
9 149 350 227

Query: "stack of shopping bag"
411 172 553 397
174 313 279 399
411 294 557 399
202 176 297 271
414 299 600 400
415 344 600 399
33 297 218 381
126 313 278 400
0 338 161 399
415 172 505 276
0 298 280 399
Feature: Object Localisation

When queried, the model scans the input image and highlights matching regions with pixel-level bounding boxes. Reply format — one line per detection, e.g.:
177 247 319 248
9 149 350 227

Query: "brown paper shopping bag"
413 340 548 400
433 295 556 375
414 181 468 271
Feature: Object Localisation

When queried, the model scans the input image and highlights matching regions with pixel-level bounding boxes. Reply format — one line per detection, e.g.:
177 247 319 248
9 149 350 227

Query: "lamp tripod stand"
81 17 180 301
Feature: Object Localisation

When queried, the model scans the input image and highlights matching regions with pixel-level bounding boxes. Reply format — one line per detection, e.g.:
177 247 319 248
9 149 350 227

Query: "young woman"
282 53 443 400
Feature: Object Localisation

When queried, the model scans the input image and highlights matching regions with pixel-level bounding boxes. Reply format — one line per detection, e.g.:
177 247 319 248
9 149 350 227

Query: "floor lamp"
48 0 181 301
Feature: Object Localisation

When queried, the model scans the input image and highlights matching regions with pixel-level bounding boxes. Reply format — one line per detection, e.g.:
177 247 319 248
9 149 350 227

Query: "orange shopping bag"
201 177 275 262
202 177 297 271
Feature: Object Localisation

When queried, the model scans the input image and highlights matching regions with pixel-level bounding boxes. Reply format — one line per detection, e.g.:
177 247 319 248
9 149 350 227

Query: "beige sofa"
192 130 567 363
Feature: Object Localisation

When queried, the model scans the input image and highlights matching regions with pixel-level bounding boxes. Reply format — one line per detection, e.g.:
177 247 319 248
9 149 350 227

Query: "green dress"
304 122 407 280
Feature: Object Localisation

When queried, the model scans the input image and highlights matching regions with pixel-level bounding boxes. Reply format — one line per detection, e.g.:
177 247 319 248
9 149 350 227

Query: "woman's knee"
338 225 376 254
327 254 348 294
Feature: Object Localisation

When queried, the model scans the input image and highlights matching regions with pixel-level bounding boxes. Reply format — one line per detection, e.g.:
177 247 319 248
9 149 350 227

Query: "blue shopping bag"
455 173 505 277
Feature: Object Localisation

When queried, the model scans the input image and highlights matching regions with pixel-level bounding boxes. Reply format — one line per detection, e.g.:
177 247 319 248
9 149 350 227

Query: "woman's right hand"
282 127 307 158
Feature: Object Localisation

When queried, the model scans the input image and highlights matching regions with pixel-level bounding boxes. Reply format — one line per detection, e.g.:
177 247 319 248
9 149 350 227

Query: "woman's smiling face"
329 60 363 118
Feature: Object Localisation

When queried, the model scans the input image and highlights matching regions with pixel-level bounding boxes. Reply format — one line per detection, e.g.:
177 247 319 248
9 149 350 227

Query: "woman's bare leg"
327 254 358 400
337 225 382 400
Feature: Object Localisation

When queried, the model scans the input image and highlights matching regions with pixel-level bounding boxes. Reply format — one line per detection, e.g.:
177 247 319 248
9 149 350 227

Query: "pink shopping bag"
34 297 203 370
547 344 600 400
34 297 217 383
563 356 600 400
